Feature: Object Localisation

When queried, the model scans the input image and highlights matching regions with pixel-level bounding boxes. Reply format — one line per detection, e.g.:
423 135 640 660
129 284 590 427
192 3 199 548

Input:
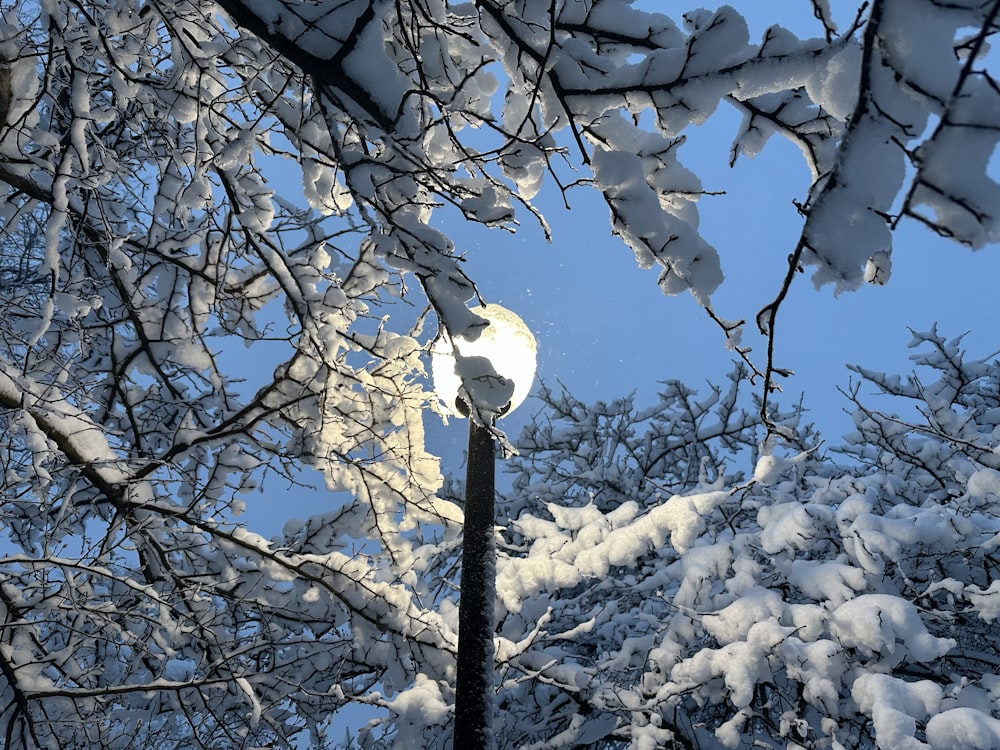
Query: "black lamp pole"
453 418 496 749
433 304 536 749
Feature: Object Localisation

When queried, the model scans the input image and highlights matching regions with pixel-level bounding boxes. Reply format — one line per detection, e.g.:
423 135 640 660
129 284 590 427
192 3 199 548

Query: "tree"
0 0 998 747
386 331 1000 749
1 0 457 745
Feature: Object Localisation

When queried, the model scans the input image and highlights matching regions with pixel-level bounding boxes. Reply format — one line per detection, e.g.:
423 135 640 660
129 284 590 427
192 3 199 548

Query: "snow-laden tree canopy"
416 330 1000 750
0 0 999 746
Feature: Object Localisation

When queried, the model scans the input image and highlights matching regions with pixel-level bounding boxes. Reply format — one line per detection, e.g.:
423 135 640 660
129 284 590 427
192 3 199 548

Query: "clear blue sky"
219 6 1000 744
446 101 1000 433
241 2 1000 534
426 0 1000 450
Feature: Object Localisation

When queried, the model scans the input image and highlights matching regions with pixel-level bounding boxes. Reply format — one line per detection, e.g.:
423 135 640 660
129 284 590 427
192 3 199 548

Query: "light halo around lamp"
431 303 537 419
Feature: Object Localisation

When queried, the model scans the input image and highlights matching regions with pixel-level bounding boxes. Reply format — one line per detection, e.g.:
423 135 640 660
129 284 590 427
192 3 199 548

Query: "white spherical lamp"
431 303 537 420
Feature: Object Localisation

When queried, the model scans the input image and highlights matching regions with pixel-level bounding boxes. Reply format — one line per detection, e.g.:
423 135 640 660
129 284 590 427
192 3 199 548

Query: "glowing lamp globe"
431 304 537 419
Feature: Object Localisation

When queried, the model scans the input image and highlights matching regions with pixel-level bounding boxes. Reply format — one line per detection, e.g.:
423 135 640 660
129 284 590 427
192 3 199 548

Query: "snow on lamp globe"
431 302 537 422
430 303 537 750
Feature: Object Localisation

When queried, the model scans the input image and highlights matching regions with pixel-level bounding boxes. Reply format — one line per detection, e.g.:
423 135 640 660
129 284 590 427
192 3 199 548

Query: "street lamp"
431 304 537 750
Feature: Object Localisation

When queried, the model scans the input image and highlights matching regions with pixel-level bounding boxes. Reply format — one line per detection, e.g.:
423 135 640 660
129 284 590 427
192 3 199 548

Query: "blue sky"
428 1 1000 443
207 5 1000 743
241 2 1000 534
425 99 1000 460
222 8 1000 740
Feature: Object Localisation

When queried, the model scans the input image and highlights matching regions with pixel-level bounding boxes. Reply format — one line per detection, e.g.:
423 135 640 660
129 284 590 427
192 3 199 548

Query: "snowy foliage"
1 0 999 747
383 331 1000 750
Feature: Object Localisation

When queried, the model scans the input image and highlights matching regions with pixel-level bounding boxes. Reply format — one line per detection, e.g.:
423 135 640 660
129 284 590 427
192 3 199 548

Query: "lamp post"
431 304 537 750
